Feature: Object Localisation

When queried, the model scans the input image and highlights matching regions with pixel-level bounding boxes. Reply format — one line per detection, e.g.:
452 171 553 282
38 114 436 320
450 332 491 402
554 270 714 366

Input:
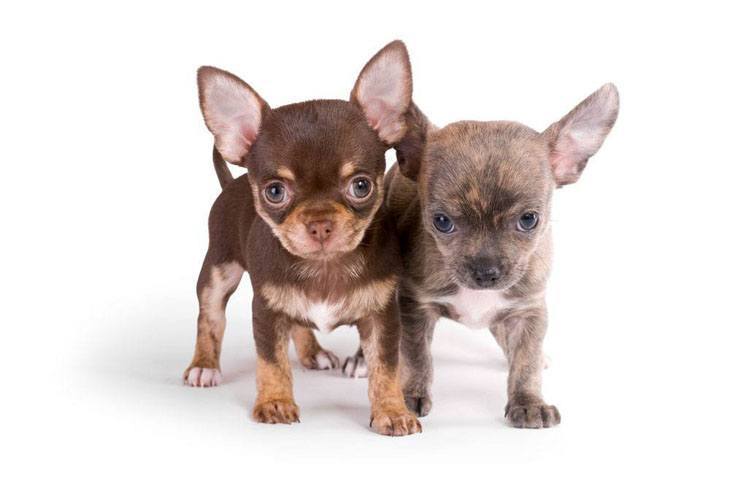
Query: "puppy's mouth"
252 191 381 262
457 276 509 291
283 225 365 260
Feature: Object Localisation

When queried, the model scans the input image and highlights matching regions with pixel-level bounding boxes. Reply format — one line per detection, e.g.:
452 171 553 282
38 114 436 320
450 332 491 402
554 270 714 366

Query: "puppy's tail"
212 147 234 189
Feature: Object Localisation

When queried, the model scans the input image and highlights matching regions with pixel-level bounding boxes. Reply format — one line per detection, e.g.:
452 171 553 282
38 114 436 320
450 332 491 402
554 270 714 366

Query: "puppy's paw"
370 408 422 436
300 349 340 370
342 354 368 378
184 367 222 387
253 399 300 424
404 395 432 417
505 399 561 428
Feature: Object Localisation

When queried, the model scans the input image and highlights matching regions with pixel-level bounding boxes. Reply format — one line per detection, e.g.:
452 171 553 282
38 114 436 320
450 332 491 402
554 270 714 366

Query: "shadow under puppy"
347 84 619 428
183 41 421 436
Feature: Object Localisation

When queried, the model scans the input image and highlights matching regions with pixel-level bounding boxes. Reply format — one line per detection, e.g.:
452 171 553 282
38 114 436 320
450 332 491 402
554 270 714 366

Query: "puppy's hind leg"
184 255 243 387
342 346 368 378
291 325 340 370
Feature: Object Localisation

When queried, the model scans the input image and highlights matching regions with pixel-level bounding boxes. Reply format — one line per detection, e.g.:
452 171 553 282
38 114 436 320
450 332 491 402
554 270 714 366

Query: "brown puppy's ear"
197 66 269 166
394 102 432 180
351 40 413 145
542 83 619 186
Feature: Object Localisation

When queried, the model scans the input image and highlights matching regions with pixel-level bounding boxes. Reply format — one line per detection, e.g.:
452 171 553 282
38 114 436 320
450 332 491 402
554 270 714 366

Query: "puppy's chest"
430 287 512 329
261 277 396 332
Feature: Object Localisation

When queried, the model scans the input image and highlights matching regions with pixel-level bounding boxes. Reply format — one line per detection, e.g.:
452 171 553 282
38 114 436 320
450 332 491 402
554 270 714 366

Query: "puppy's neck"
288 251 366 282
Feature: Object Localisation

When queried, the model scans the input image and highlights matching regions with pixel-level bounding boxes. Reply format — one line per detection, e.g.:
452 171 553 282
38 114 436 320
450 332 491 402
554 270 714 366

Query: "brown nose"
306 220 333 243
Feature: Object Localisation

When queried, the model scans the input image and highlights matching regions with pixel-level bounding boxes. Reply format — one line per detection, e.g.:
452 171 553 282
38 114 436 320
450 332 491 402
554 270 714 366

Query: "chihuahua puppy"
347 84 619 428
183 41 421 436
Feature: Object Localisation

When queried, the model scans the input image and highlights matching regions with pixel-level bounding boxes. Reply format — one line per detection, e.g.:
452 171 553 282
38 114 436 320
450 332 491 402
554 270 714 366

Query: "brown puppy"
346 85 619 428
183 41 421 436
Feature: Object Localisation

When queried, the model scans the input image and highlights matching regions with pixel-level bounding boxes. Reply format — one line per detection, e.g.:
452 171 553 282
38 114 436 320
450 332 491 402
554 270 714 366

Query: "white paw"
342 355 368 378
184 367 222 387
314 350 340 370
543 354 552 369
302 349 340 370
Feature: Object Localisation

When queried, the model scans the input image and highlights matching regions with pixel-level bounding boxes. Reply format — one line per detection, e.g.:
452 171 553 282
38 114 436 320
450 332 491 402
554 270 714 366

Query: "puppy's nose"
306 220 333 243
471 265 501 286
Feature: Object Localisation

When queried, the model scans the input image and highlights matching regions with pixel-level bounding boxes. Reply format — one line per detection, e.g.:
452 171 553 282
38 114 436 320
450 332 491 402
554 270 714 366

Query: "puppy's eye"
348 176 372 200
433 214 455 234
518 212 539 231
264 181 287 204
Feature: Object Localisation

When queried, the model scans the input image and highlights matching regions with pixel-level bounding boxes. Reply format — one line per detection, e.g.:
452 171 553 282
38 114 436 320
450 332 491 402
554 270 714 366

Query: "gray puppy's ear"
197 66 270 166
351 40 413 145
542 83 619 186
394 103 433 180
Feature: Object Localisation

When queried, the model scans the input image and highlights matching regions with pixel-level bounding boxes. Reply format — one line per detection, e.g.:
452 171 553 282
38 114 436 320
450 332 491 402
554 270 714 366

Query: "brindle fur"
349 85 619 428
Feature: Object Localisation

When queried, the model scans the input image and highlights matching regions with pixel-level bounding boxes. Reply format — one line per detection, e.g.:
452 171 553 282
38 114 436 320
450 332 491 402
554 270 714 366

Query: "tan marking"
249 180 289 246
198 262 244 312
360 321 422 436
344 174 385 248
291 325 321 363
186 262 243 373
340 161 357 178
255 357 293 403
252 335 299 424
291 325 339 370
276 166 296 181
465 183 486 211
261 276 397 331
248 175 384 260
249 181 276 231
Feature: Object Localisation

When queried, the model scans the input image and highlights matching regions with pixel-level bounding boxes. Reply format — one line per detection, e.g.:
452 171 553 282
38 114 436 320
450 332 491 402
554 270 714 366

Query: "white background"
2 1 729 475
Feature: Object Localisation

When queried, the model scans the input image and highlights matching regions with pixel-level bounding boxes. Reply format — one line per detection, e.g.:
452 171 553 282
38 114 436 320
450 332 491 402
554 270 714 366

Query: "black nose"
470 265 501 286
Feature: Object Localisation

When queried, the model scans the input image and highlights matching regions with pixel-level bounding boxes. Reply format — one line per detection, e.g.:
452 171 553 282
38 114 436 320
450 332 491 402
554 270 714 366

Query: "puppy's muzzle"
468 263 501 287
306 219 333 244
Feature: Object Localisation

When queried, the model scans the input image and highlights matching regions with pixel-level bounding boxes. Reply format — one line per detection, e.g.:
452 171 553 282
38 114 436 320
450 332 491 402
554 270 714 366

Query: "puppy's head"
403 84 619 290
197 41 412 260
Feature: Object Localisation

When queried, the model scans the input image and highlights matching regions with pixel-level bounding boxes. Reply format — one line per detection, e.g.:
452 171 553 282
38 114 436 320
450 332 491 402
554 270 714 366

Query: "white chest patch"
302 301 342 332
260 277 396 333
432 287 512 329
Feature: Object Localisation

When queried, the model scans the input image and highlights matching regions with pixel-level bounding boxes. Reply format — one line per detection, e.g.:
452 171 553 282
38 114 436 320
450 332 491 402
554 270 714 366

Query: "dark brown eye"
264 181 287 204
518 211 539 231
348 176 372 200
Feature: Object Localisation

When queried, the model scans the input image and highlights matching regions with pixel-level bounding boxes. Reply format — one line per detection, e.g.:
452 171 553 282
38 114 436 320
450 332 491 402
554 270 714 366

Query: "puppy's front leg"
491 307 560 428
359 298 421 436
251 296 299 424
400 293 436 417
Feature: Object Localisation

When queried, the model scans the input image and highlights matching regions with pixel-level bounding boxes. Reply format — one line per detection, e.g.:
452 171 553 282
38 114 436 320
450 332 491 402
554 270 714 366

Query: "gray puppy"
344 84 619 428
